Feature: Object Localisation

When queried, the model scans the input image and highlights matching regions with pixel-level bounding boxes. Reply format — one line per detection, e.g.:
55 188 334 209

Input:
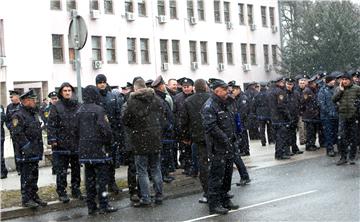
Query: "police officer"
245 82 260 140
95 74 123 194
76 85 117 215
285 78 304 155
201 79 239 215
11 90 47 208
269 77 292 160
1 105 8 179
47 82 84 203
5 90 21 174
174 77 194 175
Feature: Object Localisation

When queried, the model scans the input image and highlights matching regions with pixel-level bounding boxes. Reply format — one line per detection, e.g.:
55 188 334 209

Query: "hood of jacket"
129 88 155 102
83 85 101 104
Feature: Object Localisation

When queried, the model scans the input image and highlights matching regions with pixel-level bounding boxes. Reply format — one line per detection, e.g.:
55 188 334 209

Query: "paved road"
7 156 359 222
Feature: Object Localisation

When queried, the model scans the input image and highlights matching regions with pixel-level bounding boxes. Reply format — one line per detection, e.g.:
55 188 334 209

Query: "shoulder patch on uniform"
278 95 284 100
12 118 18 127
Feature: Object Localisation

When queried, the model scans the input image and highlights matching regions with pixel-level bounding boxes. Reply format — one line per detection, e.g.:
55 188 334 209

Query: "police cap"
285 78 295 83
48 91 58 98
151 75 165 87
20 89 37 100
9 90 20 96
178 77 194 86
210 79 228 90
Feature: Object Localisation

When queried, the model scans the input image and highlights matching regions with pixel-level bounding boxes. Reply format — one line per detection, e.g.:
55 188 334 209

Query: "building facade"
0 0 281 105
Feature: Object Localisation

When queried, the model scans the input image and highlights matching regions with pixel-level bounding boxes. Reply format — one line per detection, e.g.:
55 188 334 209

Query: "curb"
1 177 202 221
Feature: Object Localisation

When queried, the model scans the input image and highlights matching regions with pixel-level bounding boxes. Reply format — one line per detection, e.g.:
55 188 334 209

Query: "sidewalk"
0 140 327 220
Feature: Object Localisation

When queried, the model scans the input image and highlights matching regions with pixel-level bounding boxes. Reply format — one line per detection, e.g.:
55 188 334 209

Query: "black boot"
209 206 229 215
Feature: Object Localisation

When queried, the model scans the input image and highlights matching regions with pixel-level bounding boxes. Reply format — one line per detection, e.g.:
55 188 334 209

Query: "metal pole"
72 10 83 103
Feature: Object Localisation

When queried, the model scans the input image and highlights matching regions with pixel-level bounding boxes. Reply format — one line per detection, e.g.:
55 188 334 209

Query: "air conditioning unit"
226 22 233 30
0 57 7 67
243 64 251 72
93 60 102 69
218 63 225 72
126 12 135 21
158 15 167 24
90 9 101 19
189 17 197 25
250 24 256 31
271 25 278 33
161 63 169 71
191 62 198 70
265 64 272 72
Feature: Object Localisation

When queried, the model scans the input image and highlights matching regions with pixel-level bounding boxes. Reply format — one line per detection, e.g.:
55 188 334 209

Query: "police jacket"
76 86 113 163
254 89 271 121
98 89 123 144
332 83 360 119
286 89 301 123
317 85 338 120
173 92 193 139
300 87 320 122
11 105 43 162
1 105 6 141
201 94 237 156
269 86 291 125
181 92 210 144
5 103 20 130
155 90 175 141
122 88 165 155
47 98 80 155
235 93 250 128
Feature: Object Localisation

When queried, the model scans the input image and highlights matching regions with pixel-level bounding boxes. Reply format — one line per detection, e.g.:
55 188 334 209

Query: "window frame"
158 0 166 16
272 44 278 64
214 1 221 23
172 40 181 64
90 0 99 10
160 39 169 64
263 44 269 65
127 37 137 64
238 3 244 25
216 42 224 64
91 36 102 61
125 0 134 13
189 40 197 63
52 34 64 64
66 0 77 11
261 6 267 27
140 38 150 64
138 0 146 17
50 0 62 10
223 1 230 23
269 7 275 26
104 0 114 14
226 42 233 65
241 43 248 64
247 4 253 25
106 36 116 64
197 0 205 21
250 44 256 65
200 41 208 65
170 0 177 19
187 0 194 19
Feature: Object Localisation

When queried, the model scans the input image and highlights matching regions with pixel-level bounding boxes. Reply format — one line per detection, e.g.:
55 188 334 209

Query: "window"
261 6 267 27
198 0 205 21
238 3 244 25
106 37 116 63
214 1 221 23
127 38 136 64
170 0 177 19
263 45 269 64
189 41 197 63
223 2 230 22
172 40 180 64
90 0 99 10
187 0 194 19
51 0 61 10
125 0 133 13
68 38 75 63
226 43 233 65
247 4 253 25
92 36 102 61
140 38 150 64
158 0 165 16
66 0 76 11
160 39 168 64
0 20 5 57
216 42 224 63
241 43 247 64
138 0 146 16
52 34 64 63
250 44 256 65
104 0 113 14
272 45 278 64
269 7 275 26
200 41 208 64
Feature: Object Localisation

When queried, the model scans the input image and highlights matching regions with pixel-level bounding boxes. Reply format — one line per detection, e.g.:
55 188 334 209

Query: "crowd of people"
1 69 359 215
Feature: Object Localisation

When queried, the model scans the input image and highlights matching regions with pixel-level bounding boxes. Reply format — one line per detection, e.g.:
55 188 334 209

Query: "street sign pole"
69 10 87 103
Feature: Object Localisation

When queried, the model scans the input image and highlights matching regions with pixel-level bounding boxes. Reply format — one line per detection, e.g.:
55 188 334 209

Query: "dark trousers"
304 121 320 148
52 152 60 175
20 161 39 203
338 118 358 160
239 130 250 154
208 155 233 210
288 124 300 153
190 143 199 175
321 119 338 152
161 142 174 177
85 163 109 210
179 142 192 172
274 124 290 158
123 151 139 196
248 119 260 140
194 142 209 195
234 153 249 180
1 139 8 177
11 138 21 174
56 154 81 196
258 120 274 145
